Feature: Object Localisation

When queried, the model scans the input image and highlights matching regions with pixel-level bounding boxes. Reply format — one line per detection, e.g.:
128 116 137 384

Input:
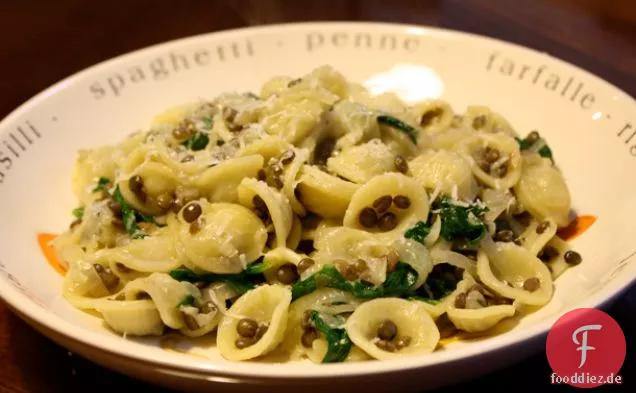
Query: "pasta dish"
54 65 582 363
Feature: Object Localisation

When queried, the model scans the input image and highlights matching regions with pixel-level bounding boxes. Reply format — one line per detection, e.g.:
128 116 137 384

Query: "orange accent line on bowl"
557 215 596 241
37 233 67 276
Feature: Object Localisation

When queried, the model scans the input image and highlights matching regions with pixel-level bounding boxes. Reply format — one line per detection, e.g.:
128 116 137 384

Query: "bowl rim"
1 21 635 379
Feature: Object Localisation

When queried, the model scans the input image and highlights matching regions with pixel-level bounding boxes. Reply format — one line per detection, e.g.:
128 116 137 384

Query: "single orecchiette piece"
329 100 381 150
260 75 294 99
461 105 517 137
237 178 293 249
343 173 429 238
312 226 392 286
446 274 517 333
295 165 360 218
409 150 478 201
430 127 473 151
350 88 410 115
175 200 267 273
410 99 454 134
238 136 291 162
194 155 264 203
295 65 350 99
519 218 558 256
327 139 396 183
118 161 183 215
96 300 164 336
216 284 292 361
345 298 440 360
458 132 522 190
122 272 199 329
513 153 572 227
282 148 310 216
477 242 553 306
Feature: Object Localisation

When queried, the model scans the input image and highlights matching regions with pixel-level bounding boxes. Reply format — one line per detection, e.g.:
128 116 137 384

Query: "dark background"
0 0 634 392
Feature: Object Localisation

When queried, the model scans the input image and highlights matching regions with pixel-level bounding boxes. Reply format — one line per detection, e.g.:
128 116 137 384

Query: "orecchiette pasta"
175 201 267 273
445 273 517 333
513 153 572 227
296 165 360 218
458 132 522 190
410 99 454 135
97 299 165 336
460 105 516 137
216 284 292 361
237 178 293 249
279 288 363 363
477 242 553 306
55 65 582 364
345 298 440 360
409 150 478 201
343 173 429 238
327 139 396 183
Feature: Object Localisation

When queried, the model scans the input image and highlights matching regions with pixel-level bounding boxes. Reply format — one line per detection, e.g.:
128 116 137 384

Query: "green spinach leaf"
351 262 418 298
176 295 195 308
182 132 210 151
377 115 418 144
113 185 148 239
538 144 553 160
169 262 270 295
169 267 199 282
291 262 418 301
404 220 431 244
244 260 271 275
72 207 84 219
291 265 351 301
516 133 554 161
93 177 111 192
436 197 487 245
515 137 532 150
310 311 352 363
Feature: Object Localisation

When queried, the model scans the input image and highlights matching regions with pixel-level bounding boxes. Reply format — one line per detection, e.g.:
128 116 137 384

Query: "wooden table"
0 1 634 391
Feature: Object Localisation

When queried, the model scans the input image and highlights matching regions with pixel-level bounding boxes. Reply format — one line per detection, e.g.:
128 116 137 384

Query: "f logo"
572 324 602 368
547 308 625 388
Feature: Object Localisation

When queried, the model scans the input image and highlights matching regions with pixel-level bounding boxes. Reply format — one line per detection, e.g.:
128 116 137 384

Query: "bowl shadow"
2 303 175 393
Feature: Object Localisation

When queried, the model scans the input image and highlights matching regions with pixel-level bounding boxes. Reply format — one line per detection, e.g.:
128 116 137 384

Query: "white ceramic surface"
0 22 635 393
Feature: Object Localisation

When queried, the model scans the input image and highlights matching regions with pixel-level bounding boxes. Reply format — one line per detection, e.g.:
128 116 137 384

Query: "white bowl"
0 22 635 393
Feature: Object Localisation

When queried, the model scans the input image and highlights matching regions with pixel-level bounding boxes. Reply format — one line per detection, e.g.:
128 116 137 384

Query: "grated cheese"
490 154 509 171
451 184 458 201
428 182 442 205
